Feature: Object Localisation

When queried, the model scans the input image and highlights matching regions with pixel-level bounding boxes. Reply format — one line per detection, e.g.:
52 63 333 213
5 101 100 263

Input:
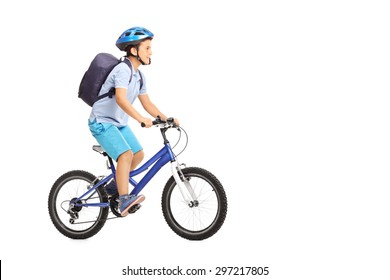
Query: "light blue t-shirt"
89 58 147 127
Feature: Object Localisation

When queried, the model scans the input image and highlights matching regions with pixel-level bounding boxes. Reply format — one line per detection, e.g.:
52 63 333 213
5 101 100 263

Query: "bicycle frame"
74 142 175 208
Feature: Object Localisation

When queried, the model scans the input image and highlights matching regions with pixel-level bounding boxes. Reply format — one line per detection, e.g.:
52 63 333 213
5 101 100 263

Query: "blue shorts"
88 119 143 161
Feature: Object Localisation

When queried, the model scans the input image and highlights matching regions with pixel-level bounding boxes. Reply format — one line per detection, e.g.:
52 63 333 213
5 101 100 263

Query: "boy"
88 27 178 216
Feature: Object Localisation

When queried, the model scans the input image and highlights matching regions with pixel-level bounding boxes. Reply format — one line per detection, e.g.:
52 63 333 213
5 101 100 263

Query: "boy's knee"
118 150 133 163
134 150 144 161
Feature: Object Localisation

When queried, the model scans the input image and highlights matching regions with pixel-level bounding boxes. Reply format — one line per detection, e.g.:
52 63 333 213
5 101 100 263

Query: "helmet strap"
135 45 151 65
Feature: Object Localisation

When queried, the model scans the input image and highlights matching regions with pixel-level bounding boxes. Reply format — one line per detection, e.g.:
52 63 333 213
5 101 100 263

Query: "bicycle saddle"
92 145 106 155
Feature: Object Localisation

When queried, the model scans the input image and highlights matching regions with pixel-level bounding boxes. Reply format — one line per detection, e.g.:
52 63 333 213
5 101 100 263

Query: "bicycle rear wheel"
48 170 109 239
162 167 227 240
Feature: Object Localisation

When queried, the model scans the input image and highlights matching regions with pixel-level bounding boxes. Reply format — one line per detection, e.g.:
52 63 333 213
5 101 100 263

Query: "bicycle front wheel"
48 170 109 239
162 167 227 240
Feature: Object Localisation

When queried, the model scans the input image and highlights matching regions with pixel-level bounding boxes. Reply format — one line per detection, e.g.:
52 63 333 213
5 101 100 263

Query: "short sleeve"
114 64 132 89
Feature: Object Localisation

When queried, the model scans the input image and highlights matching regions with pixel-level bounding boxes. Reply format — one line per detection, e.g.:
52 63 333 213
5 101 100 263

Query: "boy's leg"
115 126 145 216
131 150 144 171
116 149 146 216
116 150 133 196
105 150 144 196
88 121 134 196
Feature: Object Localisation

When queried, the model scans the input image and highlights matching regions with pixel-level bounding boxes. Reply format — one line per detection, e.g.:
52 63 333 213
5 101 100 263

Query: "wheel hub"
188 200 199 208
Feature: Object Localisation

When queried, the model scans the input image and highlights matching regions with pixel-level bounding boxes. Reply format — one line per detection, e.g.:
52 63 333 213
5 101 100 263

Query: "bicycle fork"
171 162 198 206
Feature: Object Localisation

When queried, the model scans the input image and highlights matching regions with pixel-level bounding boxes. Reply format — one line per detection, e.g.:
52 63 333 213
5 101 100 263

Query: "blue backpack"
78 53 143 107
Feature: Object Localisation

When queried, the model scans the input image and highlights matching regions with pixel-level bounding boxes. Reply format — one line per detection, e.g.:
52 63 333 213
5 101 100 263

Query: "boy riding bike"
88 26 178 217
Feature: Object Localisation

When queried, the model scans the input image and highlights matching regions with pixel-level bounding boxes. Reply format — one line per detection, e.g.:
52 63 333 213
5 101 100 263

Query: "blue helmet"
116 27 154 51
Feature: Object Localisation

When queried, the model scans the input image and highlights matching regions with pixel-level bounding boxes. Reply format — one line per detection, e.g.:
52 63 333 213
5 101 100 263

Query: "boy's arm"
116 88 153 127
138 94 168 120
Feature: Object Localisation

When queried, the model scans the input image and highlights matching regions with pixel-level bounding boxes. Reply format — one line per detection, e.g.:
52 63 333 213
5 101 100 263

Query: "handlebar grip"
141 117 165 127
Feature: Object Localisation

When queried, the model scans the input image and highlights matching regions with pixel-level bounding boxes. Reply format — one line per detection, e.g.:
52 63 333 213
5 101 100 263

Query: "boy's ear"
130 46 138 56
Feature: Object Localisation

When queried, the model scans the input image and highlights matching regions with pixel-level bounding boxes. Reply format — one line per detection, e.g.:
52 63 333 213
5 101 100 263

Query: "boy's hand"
140 117 153 128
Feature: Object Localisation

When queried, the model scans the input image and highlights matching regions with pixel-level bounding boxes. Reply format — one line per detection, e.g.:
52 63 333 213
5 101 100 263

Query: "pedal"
128 204 141 214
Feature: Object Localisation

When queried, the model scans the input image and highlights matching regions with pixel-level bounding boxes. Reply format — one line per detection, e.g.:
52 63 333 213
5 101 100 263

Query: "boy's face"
137 39 153 65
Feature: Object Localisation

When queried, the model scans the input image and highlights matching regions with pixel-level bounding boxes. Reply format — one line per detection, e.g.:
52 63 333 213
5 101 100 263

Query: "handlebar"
141 116 177 128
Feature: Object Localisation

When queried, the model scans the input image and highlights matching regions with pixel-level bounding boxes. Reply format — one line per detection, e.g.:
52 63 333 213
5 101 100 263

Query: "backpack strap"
96 57 140 101
138 69 144 91
123 58 144 91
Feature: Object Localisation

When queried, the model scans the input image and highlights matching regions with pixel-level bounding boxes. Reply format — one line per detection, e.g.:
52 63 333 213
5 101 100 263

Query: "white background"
1 0 389 279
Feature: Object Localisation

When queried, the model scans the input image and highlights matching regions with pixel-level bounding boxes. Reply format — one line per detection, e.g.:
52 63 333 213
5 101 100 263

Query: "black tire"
48 170 109 239
162 167 227 240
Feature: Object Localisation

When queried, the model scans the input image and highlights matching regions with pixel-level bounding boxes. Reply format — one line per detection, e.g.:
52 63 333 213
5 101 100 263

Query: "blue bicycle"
48 117 227 240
